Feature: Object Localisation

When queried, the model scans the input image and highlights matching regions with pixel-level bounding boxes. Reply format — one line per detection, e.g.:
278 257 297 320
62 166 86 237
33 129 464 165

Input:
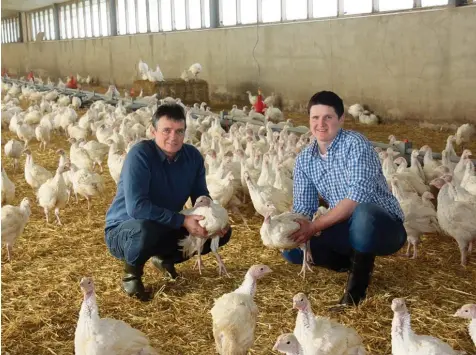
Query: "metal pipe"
210 0 220 28
83 0 88 37
69 4 74 38
98 0 103 36
185 0 190 29
158 0 163 32
200 0 206 28
18 13 24 43
236 0 241 25
280 0 286 21
3 77 149 110
220 112 476 165
221 113 309 135
337 0 345 16
135 0 139 34
257 0 262 23
146 0 151 32
5 76 475 166
307 0 313 19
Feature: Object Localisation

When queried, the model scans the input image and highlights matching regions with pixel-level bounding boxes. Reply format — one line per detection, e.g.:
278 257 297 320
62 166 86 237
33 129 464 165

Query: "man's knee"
282 248 303 265
136 219 161 235
351 203 379 223
123 220 163 256
350 203 405 255
349 203 383 251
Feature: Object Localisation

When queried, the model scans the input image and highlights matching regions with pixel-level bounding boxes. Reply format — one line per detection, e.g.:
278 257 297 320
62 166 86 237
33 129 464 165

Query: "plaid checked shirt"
293 128 404 222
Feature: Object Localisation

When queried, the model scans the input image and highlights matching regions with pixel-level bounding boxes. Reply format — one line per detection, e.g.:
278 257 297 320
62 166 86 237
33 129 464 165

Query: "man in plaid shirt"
285 91 406 308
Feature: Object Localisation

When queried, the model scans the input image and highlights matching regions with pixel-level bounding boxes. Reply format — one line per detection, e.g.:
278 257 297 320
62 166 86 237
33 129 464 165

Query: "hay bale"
132 79 209 104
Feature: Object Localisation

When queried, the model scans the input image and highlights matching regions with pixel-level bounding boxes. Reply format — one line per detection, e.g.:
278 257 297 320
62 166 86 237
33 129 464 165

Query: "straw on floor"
1 105 475 355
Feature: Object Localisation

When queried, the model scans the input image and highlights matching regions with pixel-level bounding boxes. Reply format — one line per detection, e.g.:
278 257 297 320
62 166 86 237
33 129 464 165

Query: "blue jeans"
105 219 232 266
282 203 406 270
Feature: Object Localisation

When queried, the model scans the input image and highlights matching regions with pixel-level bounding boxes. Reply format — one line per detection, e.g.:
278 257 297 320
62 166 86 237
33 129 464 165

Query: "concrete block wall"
2 5 475 122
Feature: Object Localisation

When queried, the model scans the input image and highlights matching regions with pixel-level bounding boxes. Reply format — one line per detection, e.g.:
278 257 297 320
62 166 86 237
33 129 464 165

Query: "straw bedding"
1 102 475 355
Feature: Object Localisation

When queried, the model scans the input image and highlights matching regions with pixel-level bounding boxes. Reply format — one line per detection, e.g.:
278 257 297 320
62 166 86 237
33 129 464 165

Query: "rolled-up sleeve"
292 154 318 220
346 138 381 203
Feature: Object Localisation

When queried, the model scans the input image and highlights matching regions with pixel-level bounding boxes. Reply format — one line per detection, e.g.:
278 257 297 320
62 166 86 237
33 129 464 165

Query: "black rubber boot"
324 252 351 273
122 262 151 301
332 251 375 310
150 256 179 279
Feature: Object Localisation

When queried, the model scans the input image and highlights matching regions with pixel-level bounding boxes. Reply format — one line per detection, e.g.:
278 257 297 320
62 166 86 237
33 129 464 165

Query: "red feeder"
254 88 267 115
27 71 34 81
66 75 78 89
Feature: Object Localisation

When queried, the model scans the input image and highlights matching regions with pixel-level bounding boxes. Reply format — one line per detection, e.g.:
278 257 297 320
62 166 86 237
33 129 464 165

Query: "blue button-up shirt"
293 128 404 222
105 140 209 232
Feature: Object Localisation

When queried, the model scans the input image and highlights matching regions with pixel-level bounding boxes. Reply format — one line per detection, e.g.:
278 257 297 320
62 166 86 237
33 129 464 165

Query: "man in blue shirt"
285 91 406 308
105 103 231 301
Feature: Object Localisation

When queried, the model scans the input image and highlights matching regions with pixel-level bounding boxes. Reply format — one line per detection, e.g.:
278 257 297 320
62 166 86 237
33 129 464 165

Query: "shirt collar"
311 128 344 157
153 140 182 163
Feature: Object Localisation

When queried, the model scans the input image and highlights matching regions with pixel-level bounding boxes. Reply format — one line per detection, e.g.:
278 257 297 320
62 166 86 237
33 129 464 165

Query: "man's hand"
183 215 208 238
290 219 318 245
216 224 230 238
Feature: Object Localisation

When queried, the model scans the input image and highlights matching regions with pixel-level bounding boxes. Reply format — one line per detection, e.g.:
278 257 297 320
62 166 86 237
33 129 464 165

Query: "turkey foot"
213 252 230 277
55 208 63 226
298 245 313 279
193 254 205 275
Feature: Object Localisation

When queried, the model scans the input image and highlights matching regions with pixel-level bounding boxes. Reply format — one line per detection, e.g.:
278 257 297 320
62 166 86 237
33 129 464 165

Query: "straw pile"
1 104 475 355
132 79 210 104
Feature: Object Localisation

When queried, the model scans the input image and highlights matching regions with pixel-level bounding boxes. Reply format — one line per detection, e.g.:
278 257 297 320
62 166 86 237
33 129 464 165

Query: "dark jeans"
105 219 232 266
282 203 406 270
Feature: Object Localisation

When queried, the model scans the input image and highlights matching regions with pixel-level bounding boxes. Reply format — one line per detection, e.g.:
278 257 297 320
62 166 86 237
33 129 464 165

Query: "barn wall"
2 5 475 122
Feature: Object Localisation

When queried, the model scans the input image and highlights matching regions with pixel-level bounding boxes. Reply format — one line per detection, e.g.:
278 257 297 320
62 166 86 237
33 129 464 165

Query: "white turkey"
260 201 313 279
391 298 459 355
273 333 304 354
4 139 24 171
23 149 53 191
455 123 475 151
37 164 70 225
430 177 476 266
348 104 364 119
188 63 202 79
453 304 476 347
391 177 440 259
210 264 272 355
179 195 229 276
1 197 31 261
293 293 366 355
74 277 160 355
244 171 291 216
70 165 105 210
1 167 15 205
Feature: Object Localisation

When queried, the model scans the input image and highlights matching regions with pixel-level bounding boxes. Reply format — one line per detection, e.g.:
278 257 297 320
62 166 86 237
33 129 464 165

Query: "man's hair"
152 103 186 129
307 91 344 118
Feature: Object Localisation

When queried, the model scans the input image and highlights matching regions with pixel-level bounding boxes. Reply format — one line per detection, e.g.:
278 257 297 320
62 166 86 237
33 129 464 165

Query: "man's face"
309 104 343 145
151 116 185 157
